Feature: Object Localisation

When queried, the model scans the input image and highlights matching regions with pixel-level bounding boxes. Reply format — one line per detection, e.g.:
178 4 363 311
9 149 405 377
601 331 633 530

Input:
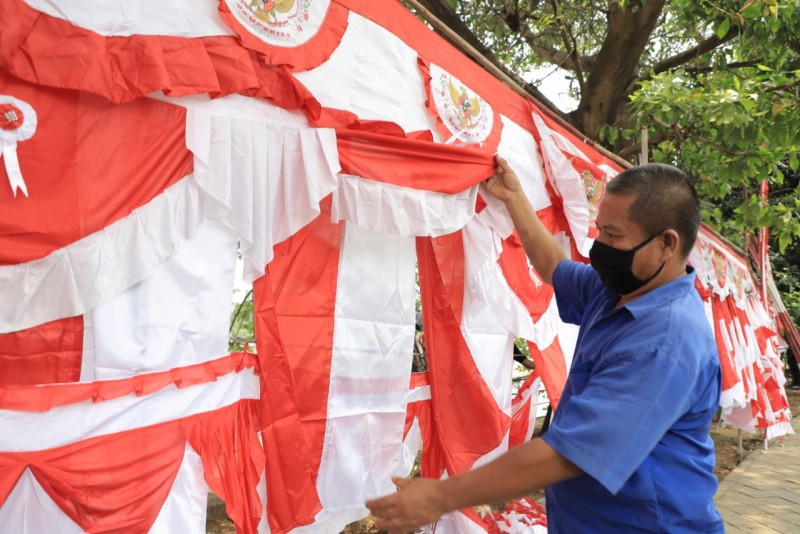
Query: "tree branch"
407 0 567 118
572 0 667 136
548 0 586 89
648 26 740 76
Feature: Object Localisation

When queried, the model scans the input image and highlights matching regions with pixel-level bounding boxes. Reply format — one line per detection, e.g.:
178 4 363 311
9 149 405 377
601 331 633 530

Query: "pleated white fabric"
181 95 341 282
332 173 479 237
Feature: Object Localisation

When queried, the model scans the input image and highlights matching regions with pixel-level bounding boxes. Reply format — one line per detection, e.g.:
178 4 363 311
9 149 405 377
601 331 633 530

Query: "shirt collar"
614 266 697 319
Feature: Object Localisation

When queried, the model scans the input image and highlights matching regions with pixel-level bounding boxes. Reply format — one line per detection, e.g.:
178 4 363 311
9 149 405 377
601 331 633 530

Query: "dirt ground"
206 382 800 533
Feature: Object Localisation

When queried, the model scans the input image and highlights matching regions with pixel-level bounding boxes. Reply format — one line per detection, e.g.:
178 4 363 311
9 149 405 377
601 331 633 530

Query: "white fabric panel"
0 176 204 334
532 113 597 257
396 383 430 477
461 217 530 468
428 511 489 533
531 297 562 353
82 217 237 380
461 217 534 410
332 174 478 237
398 417 423 477
0 468 84 534
149 444 209 534
181 95 341 281
0 367 259 451
479 116 551 244
23 0 234 37
302 224 416 533
497 116 552 212
294 12 438 135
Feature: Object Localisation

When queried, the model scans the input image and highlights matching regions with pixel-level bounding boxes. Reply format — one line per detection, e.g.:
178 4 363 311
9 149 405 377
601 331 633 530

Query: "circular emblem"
429 64 493 144
0 97 36 143
225 0 329 46
0 103 24 131
710 250 728 288
0 95 37 198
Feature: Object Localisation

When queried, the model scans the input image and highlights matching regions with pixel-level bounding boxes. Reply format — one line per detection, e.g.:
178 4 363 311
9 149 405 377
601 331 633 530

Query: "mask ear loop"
633 228 669 285
629 228 668 253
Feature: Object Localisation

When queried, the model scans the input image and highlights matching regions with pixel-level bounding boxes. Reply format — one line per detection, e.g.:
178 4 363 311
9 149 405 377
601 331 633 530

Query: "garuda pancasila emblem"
249 0 296 24
447 79 481 129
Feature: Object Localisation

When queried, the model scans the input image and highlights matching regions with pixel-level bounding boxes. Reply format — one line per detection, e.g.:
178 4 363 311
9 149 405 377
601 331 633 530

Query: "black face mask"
589 231 666 295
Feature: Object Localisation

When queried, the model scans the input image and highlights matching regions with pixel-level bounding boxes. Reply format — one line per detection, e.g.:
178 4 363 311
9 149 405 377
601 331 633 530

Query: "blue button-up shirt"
542 260 723 533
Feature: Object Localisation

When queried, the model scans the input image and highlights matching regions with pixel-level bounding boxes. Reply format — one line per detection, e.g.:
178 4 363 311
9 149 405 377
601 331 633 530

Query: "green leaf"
741 2 763 19
716 18 731 39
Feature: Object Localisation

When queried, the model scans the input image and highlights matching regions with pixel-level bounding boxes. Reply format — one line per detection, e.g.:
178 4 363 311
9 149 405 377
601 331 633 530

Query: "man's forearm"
436 438 581 513
505 192 566 286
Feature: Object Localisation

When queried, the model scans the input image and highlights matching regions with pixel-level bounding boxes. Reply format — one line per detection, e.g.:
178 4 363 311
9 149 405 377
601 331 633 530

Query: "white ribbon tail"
2 141 28 197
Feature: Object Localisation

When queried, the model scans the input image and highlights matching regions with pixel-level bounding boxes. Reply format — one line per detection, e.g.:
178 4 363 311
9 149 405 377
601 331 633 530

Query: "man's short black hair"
606 163 700 258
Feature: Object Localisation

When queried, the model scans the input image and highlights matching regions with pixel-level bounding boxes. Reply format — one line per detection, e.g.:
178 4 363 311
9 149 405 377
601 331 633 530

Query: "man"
366 157 723 533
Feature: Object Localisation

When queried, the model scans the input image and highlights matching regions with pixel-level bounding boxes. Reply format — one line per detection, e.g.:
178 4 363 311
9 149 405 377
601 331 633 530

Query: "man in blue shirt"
367 157 724 533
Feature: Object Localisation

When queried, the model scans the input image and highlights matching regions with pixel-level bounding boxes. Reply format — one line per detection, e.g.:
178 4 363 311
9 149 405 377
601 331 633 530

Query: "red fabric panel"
497 231 554 322
251 197 343 532
710 296 741 393
3 421 186 533
184 401 265 534
526 339 566 410
403 372 429 439
416 234 510 475
0 316 83 385
508 372 538 449
497 229 568 407
0 72 192 265
413 394 447 481
0 0 320 114
217 0 350 71
0 352 258 412
0 399 262 534
336 128 495 194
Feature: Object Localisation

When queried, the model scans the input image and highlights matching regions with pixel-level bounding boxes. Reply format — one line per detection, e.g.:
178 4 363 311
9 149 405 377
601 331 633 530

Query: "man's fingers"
393 476 411 489
365 495 397 518
494 154 510 170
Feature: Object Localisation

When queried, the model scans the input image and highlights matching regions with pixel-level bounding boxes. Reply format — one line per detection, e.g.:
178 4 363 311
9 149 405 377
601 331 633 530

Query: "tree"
406 0 800 321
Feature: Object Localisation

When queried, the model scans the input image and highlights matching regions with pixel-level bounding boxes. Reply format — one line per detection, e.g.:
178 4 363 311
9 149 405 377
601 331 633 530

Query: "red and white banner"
0 1 788 533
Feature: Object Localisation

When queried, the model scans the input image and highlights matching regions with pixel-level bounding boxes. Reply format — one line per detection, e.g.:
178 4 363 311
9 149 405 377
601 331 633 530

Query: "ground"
206 383 800 533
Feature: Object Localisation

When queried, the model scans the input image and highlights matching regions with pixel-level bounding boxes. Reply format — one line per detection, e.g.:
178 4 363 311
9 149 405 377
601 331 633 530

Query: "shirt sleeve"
551 260 602 325
542 347 696 494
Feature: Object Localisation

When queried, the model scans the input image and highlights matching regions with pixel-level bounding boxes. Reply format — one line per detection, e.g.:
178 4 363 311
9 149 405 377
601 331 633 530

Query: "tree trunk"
569 0 666 137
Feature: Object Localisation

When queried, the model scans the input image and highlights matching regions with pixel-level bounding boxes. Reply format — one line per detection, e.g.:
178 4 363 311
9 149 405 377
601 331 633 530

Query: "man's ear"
661 229 680 259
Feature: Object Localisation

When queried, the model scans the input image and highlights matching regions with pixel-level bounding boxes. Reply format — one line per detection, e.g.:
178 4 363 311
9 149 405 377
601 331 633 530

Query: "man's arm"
483 156 566 285
366 438 581 534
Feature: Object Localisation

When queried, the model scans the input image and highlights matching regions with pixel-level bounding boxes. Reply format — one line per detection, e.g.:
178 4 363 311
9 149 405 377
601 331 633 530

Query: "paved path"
715 418 800 533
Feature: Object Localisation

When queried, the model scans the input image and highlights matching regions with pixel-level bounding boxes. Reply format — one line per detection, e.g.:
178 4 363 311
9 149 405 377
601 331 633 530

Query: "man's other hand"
365 476 448 534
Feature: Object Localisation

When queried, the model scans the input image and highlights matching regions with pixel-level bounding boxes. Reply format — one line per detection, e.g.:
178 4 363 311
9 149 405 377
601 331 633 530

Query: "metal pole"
640 126 649 164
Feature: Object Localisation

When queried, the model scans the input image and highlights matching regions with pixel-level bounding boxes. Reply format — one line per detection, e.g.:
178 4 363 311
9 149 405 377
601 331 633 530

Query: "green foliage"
438 0 800 248
430 0 800 315
627 1 800 250
229 290 255 352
